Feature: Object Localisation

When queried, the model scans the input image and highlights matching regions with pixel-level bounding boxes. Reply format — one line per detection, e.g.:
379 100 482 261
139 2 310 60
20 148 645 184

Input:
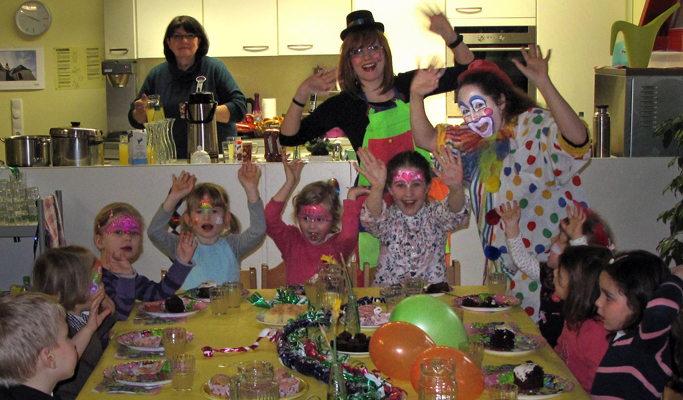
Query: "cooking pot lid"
188 92 215 104
50 122 103 138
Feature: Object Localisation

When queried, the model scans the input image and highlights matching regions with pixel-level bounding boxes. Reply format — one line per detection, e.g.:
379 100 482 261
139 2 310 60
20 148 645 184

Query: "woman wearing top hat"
278 8 474 270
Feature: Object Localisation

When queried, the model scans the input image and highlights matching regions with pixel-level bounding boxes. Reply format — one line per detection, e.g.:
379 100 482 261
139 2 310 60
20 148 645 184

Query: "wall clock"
15 1 52 36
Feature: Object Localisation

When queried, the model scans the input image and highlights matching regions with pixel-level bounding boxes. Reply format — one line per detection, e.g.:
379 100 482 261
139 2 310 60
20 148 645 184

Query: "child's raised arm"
499 201 522 239
512 45 587 146
162 171 196 212
347 186 370 201
561 204 587 241
272 155 305 202
237 160 262 203
176 231 198 265
72 289 111 357
433 145 466 213
354 147 387 218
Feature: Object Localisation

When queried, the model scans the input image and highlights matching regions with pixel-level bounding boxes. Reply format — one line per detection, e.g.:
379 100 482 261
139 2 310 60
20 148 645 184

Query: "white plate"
141 308 201 318
115 379 170 387
485 348 534 356
427 293 445 297
255 313 286 328
338 350 370 357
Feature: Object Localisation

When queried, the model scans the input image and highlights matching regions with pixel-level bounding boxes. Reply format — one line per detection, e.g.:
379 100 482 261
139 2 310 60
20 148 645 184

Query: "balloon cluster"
369 295 485 400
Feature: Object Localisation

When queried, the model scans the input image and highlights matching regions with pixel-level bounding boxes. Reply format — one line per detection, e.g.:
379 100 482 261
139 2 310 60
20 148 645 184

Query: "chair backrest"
261 262 287 289
240 267 257 289
362 262 376 287
447 260 461 286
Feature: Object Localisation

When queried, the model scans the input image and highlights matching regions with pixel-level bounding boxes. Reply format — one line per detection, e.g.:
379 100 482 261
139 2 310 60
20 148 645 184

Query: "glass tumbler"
487 272 508 295
418 357 457 400
404 276 425 297
317 263 344 310
223 281 243 308
384 284 405 313
236 361 278 400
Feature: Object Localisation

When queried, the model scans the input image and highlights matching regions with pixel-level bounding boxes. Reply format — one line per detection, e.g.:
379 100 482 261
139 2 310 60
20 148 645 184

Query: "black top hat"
340 10 384 40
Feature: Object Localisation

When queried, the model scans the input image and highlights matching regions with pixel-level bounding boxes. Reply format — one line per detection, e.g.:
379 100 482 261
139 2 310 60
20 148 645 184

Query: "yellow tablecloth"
75 287 589 400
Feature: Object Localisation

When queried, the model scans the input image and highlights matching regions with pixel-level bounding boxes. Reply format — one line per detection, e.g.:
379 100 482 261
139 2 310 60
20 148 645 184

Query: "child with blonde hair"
94 202 198 320
0 293 79 399
148 164 266 289
32 246 115 400
265 156 367 285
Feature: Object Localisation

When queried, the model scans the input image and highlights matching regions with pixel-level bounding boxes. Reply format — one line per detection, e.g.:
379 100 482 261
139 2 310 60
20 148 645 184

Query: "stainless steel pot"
1 135 52 167
49 122 104 166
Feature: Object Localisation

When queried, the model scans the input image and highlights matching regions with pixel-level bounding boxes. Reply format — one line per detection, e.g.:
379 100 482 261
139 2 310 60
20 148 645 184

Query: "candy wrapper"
248 287 307 309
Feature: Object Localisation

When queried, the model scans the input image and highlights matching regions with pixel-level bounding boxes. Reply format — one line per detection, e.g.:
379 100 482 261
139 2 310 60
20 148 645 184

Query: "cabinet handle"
243 46 269 52
108 48 129 55
287 44 314 51
455 7 483 14
468 47 531 52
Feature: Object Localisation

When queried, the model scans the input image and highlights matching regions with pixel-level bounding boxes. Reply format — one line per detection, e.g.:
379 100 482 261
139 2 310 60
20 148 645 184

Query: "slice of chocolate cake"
490 325 516 351
513 361 545 391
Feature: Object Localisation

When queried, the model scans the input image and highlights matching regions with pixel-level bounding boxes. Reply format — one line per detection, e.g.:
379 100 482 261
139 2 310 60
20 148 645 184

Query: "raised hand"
238 160 262 189
561 203 587 240
411 66 445 97
433 145 463 189
420 4 456 43
176 231 198 265
170 170 196 199
282 154 305 183
354 147 387 189
302 68 338 96
512 44 550 87
347 186 371 201
499 201 522 238
86 288 112 331
106 251 134 275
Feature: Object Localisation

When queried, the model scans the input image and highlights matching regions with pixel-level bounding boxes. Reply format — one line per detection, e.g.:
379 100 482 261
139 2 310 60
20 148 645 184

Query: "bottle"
22 276 32 292
418 358 457 400
253 93 262 123
235 139 243 162
593 105 611 158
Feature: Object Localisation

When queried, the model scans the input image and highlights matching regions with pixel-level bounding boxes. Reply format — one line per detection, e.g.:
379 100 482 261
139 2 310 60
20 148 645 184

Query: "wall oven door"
447 26 536 119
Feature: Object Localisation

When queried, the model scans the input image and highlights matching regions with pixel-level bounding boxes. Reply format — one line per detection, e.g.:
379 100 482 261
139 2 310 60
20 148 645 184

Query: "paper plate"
338 350 370 357
478 333 546 356
184 287 211 302
255 313 287 328
103 360 171 387
202 377 309 400
484 365 574 399
115 329 194 352
139 298 207 318
453 294 521 312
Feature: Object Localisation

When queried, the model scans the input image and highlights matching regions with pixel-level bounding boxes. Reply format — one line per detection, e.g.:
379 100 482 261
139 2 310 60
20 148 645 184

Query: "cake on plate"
513 361 544 391
335 331 371 352
275 368 300 397
490 324 516 351
264 304 308 325
207 374 231 398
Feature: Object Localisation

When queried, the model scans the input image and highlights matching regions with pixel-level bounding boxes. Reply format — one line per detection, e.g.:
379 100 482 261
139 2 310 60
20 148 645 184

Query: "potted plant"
653 114 683 265
305 138 334 156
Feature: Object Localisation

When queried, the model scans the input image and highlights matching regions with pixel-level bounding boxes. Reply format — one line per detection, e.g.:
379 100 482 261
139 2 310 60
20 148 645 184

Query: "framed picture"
0 47 45 90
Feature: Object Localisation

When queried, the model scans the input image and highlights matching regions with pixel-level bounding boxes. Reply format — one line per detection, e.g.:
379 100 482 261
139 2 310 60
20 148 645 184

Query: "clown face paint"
393 169 426 185
189 196 227 244
99 214 143 262
297 203 334 245
457 84 505 138
388 167 430 216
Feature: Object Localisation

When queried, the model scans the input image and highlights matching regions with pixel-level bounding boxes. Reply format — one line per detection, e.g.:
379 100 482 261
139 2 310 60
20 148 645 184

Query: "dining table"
75 286 590 400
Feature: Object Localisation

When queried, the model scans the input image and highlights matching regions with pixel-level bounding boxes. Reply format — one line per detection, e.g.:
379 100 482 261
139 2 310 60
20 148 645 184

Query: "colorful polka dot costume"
438 108 591 321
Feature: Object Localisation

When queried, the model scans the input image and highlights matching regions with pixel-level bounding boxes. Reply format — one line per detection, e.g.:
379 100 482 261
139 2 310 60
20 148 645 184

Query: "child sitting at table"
265 155 367 285
552 245 612 392
94 202 198 320
32 246 117 400
0 293 83 399
591 251 683 400
147 165 266 289
355 147 470 286
499 201 614 346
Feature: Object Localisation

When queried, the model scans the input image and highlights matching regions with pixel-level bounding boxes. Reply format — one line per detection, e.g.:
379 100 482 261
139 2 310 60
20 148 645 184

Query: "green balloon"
389 295 467 348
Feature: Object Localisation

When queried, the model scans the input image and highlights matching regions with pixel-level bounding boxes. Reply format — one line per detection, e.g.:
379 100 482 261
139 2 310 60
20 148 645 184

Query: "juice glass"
170 354 195 391
163 327 186 360
119 135 129 165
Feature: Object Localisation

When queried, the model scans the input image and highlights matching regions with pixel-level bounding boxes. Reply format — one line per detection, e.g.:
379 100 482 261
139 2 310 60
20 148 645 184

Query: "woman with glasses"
279 9 473 270
128 15 246 159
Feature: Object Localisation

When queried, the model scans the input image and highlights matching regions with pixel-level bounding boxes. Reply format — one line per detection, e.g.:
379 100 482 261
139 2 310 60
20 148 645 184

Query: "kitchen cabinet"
103 0 137 60
278 0 350 56
136 0 203 59
204 0 278 57
446 0 535 26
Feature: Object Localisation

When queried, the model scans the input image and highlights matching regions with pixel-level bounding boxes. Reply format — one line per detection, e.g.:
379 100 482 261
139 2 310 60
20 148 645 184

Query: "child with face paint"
32 245 117 400
355 147 470 286
147 165 266 289
590 252 683 400
94 202 198 320
410 44 592 322
265 156 368 285
498 201 614 347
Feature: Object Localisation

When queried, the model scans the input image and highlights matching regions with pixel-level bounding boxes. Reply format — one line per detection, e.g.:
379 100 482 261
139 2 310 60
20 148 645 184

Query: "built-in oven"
447 25 537 119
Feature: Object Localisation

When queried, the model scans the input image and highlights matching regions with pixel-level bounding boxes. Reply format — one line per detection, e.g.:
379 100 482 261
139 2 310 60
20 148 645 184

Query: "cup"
236 361 278 400
163 327 187 360
210 286 230 315
223 281 243 308
384 284 405 313
317 263 344 310
418 357 457 400
487 272 508 295
488 383 518 400
403 276 425 297
242 141 253 162
170 354 195 391
223 138 235 163
453 305 464 324
304 277 319 308
459 340 484 368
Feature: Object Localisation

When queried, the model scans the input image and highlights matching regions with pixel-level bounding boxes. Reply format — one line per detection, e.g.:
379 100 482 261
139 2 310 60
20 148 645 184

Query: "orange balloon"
410 346 485 400
369 321 436 381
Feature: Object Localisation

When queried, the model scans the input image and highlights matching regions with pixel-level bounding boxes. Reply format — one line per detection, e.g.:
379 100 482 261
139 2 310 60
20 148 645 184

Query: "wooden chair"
362 262 376 287
240 267 257 289
261 262 287 289
347 261 359 288
446 260 461 286
663 387 683 400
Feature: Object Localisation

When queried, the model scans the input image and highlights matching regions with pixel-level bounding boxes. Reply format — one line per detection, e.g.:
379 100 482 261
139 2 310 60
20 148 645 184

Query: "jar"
264 128 283 162
418 358 457 400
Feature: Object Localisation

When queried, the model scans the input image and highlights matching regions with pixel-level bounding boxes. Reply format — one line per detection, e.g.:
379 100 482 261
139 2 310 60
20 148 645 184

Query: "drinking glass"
146 94 164 122
459 340 484 368
384 284 405 313
237 361 278 400
210 286 229 315
163 327 187 360
404 276 425 297
487 272 508 295
170 354 195 391
488 383 518 400
119 134 129 165
453 305 464 324
223 281 243 308
418 357 457 400
304 277 319 308
317 263 344 310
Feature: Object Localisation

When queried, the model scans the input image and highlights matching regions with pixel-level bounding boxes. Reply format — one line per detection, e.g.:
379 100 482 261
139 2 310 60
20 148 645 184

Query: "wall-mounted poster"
0 47 45 90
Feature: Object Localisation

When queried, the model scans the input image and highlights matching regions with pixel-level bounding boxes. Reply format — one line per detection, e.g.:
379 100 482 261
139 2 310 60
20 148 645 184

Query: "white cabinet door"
446 0 535 19
136 0 203 59
278 0 350 55
104 0 136 59
204 0 278 57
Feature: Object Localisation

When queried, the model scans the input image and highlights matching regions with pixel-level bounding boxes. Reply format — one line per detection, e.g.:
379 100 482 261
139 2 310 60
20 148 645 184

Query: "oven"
447 25 537 119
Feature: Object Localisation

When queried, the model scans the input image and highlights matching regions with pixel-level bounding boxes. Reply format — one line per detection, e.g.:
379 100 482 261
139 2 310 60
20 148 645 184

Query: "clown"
410 45 592 321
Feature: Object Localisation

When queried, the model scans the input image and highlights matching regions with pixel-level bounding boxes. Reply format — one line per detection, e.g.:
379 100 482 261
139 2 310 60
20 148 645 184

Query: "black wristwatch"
448 33 464 49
